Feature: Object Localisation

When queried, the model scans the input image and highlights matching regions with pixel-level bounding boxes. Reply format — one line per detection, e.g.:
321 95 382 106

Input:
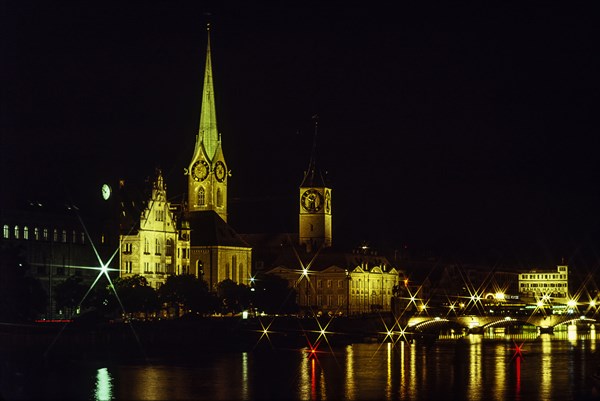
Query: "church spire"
300 115 326 187
198 23 218 161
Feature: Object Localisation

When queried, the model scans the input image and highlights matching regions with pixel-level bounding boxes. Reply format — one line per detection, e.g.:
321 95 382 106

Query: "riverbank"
0 313 406 361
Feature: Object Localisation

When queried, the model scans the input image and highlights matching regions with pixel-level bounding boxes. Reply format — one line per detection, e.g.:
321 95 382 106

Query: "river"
2 326 600 400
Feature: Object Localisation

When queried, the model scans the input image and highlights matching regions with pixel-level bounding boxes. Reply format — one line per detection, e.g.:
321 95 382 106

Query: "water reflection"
94 367 112 401
6 331 600 400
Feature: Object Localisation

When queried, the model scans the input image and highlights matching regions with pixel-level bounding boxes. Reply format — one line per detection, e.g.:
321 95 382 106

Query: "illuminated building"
183 25 251 291
518 265 569 304
119 169 190 289
118 25 251 291
244 121 403 315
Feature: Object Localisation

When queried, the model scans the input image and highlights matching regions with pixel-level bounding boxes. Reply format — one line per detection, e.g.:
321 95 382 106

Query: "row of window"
520 283 567 288
520 274 567 280
2 224 85 244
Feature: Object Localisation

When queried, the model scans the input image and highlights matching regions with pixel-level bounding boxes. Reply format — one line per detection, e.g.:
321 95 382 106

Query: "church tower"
299 119 332 252
187 24 229 222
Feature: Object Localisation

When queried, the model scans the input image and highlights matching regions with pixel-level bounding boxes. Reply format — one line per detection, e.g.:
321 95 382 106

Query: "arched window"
155 238 161 255
216 188 222 207
34 227 39 240
62 230 67 243
3 224 9 239
14 225 19 239
43 228 48 241
198 187 206 206
23 226 29 240
144 238 150 254
53 229 58 242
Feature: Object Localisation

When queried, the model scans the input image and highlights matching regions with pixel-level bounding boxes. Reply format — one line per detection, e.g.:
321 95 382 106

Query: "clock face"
301 189 323 213
214 161 226 182
101 184 111 200
191 160 209 181
325 190 331 213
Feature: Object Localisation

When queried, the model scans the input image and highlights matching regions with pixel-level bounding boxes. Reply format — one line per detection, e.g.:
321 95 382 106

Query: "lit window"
53 229 58 242
43 228 48 241
2 225 8 239
14 225 19 239
198 187 206 206
62 230 67 243
34 227 39 240
23 226 29 240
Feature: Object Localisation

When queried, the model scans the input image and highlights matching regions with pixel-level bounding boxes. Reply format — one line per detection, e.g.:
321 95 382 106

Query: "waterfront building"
244 121 404 315
118 25 251 291
119 169 190 289
1 202 108 319
518 265 569 306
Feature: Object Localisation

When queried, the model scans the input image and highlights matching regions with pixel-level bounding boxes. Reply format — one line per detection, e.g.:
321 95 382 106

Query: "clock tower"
187 24 229 222
299 120 332 252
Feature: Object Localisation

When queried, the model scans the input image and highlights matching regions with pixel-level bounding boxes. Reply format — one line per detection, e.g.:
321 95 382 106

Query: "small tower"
186 24 229 222
299 118 332 252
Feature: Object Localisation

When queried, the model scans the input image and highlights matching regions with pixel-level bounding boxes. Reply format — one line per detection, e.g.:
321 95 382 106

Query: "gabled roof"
186 210 250 248
267 244 399 273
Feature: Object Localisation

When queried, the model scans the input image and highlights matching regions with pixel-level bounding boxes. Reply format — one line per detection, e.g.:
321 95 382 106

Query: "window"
155 239 161 255
72 230 76 243
23 226 29 240
338 280 343 288
2 225 8 239
232 255 237 281
14 226 19 239
53 229 58 242
62 230 67 243
144 262 151 273
123 243 132 253
166 239 174 256
198 187 206 206
216 189 222 207
144 239 150 254
43 228 48 241
327 280 332 288
34 227 39 240
124 261 133 273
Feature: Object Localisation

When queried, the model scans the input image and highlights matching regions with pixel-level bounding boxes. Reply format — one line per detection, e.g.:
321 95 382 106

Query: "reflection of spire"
301 115 325 187
198 23 218 161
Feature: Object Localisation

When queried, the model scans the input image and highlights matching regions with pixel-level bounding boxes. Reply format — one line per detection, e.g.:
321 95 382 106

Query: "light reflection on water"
5 331 600 400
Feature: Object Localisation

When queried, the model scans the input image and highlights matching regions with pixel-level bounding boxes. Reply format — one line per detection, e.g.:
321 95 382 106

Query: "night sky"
2 2 599 268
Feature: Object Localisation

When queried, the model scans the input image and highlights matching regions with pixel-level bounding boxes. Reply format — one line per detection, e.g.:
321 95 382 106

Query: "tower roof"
197 24 218 161
300 117 328 188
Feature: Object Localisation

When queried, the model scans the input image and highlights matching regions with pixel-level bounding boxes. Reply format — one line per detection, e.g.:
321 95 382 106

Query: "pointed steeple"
198 23 218 161
300 115 326 187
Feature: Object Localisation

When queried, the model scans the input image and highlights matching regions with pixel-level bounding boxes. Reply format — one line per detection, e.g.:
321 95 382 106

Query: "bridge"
406 314 597 334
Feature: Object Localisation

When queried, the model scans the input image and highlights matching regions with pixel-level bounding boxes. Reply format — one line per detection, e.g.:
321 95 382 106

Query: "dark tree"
158 274 217 317
53 275 87 317
217 279 251 314
252 273 298 315
88 274 160 320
